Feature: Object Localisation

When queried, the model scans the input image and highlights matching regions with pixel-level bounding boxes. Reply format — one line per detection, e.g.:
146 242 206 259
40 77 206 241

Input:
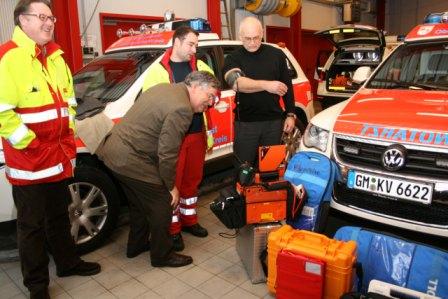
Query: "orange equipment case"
241 183 287 224
236 144 290 224
267 225 357 299
258 145 286 173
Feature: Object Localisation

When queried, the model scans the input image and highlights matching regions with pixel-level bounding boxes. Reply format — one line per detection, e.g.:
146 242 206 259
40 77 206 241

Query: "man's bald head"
239 16 263 52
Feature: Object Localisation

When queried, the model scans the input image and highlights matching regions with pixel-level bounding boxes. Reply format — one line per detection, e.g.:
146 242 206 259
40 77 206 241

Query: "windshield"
73 49 163 118
366 41 448 90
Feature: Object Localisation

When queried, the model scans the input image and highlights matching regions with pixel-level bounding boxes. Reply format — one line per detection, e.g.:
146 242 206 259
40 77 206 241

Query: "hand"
169 186 179 208
265 81 287 96
283 117 295 133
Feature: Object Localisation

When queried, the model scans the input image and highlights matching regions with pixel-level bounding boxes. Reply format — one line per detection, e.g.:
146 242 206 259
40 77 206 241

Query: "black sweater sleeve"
278 51 295 114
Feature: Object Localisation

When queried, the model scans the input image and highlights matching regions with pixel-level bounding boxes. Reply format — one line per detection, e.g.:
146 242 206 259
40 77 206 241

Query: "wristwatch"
286 113 297 119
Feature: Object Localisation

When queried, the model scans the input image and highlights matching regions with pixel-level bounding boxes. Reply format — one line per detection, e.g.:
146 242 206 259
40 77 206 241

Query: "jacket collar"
160 47 198 73
12 26 63 60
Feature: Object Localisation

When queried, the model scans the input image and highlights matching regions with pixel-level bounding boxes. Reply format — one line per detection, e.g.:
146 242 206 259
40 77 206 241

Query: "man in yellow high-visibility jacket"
138 26 215 254
0 1 100 297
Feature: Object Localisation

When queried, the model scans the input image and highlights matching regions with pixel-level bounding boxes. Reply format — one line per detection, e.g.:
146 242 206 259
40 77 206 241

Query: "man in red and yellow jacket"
140 26 215 253
0 1 100 297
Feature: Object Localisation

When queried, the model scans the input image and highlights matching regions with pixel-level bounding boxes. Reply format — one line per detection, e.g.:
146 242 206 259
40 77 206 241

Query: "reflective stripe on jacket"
0 26 77 185
142 48 215 150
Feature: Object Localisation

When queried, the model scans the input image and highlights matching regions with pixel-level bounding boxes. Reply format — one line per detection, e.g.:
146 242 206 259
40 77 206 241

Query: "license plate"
347 170 433 204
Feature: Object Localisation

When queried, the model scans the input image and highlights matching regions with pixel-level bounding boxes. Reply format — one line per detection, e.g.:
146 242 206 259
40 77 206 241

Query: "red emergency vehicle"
0 18 314 252
300 18 448 237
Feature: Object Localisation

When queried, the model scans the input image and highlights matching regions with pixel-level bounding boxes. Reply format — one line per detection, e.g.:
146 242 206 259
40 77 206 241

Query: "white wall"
0 0 17 44
78 0 207 54
233 0 379 40
301 1 341 30
233 1 340 41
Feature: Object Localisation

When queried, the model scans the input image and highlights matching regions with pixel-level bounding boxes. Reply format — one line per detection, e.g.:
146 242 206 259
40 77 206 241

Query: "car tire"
68 165 120 254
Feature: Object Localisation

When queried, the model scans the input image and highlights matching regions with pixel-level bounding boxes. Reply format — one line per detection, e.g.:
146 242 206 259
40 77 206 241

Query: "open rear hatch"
316 25 386 94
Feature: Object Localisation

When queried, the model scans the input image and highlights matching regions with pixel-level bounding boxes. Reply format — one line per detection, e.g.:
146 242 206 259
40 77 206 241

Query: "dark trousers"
112 171 173 262
12 180 81 294
233 119 283 167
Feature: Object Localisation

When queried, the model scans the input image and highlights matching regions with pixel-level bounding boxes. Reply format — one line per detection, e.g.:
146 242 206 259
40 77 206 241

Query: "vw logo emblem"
382 145 406 171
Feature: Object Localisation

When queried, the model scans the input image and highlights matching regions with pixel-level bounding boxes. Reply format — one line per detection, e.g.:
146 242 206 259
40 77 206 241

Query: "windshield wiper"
369 79 443 90
406 82 441 90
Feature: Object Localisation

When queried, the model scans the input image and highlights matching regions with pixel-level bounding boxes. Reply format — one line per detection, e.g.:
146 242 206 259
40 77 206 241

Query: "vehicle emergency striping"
405 23 448 41
360 123 448 146
107 31 174 51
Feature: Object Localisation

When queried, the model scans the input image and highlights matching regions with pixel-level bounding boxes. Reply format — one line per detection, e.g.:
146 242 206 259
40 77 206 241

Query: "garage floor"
0 191 276 299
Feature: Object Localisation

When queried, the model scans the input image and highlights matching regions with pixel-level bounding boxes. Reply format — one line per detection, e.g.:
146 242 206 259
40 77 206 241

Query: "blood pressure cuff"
225 68 245 88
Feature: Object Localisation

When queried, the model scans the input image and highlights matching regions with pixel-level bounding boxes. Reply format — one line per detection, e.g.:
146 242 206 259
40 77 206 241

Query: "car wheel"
68 165 120 253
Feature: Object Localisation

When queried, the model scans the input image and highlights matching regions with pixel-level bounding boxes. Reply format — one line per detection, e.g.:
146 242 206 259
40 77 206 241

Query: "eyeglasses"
22 13 57 23
207 93 220 106
242 36 262 43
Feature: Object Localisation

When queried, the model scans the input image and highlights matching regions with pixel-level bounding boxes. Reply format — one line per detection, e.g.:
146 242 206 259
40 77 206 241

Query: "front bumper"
331 135 448 237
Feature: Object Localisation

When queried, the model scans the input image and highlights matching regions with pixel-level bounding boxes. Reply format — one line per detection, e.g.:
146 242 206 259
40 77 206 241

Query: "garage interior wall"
386 0 448 35
77 0 207 54
0 1 446 54
0 0 16 45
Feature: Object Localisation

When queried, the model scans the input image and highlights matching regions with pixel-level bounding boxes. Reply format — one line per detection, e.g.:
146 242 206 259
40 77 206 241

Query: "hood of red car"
334 88 448 148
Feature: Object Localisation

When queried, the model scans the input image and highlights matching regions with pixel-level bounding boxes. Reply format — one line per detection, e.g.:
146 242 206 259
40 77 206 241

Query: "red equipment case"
276 250 325 299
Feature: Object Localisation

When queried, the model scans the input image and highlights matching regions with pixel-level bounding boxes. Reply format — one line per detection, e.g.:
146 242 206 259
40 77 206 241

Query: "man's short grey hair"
185 71 220 90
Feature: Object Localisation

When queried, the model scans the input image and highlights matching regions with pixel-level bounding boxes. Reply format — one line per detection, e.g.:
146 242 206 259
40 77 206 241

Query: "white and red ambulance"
0 18 314 252
300 18 448 237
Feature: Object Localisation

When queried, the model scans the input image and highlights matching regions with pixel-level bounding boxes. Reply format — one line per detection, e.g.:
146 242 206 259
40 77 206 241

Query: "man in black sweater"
223 16 296 166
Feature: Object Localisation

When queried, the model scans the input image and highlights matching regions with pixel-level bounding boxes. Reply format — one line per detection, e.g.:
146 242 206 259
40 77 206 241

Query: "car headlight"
303 124 329 152
353 52 363 61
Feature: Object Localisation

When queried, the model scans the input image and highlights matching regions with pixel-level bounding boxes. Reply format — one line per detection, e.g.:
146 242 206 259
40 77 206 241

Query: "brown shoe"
151 253 193 267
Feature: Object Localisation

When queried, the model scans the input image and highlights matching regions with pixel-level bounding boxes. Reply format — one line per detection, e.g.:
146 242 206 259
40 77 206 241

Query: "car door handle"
214 101 230 113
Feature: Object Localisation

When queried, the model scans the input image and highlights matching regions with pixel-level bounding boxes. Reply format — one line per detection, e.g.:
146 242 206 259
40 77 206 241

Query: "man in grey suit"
97 71 219 267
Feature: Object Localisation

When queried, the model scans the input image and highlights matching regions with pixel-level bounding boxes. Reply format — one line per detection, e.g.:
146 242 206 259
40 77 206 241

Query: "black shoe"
172 233 185 252
151 253 193 267
126 242 151 258
57 261 101 277
30 288 50 299
182 223 208 237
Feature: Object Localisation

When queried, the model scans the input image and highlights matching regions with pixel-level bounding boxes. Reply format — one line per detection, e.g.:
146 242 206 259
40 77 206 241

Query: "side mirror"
352 66 372 84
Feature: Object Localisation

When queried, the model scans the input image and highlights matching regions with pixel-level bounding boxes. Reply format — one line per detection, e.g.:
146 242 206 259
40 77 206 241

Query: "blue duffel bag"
334 226 448 298
284 151 340 231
